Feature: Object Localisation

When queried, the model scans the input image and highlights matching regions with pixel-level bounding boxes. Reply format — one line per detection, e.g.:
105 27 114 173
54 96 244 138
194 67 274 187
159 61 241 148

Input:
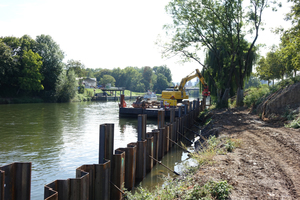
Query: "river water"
0 101 194 199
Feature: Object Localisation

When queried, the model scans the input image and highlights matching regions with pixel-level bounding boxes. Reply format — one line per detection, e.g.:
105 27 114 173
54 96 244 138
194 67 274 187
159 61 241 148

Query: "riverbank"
128 107 300 199
0 88 148 104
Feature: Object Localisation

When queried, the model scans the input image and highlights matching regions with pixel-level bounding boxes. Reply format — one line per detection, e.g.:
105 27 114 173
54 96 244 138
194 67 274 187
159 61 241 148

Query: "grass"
125 135 238 199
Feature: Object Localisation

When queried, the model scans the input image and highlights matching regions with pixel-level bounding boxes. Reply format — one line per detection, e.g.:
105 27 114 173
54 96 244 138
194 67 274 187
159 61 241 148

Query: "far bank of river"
0 100 193 199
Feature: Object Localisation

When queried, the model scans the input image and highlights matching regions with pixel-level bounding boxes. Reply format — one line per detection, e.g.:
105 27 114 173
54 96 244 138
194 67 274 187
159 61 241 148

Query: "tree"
99 75 116 86
265 49 286 81
244 73 261 89
142 66 153 91
153 66 172 83
0 35 44 96
0 40 18 94
35 35 64 92
18 50 44 92
153 74 169 93
256 57 273 86
66 59 86 77
162 0 273 107
55 70 78 102
280 31 300 77
111 67 124 87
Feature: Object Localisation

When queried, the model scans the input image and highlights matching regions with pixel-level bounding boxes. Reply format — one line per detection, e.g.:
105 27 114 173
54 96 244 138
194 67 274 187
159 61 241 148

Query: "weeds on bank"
283 106 300 129
126 136 238 199
285 116 300 129
243 84 270 108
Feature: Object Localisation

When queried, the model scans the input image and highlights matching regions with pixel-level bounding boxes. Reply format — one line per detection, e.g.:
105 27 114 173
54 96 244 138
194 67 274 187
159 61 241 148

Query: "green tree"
55 70 78 102
94 69 112 82
153 74 169 93
35 35 64 92
265 49 286 82
162 0 274 107
18 50 44 92
256 57 272 86
111 67 123 87
142 66 153 91
153 65 172 83
66 59 86 77
99 75 116 86
0 40 18 94
0 35 43 96
244 73 261 89
280 32 300 77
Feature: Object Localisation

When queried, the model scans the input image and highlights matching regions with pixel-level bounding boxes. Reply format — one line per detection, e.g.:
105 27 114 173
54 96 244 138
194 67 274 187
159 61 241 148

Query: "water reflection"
0 101 195 199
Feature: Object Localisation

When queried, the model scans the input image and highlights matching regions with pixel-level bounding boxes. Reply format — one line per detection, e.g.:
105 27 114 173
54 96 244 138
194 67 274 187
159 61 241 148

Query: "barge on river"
119 107 181 118
119 95 200 118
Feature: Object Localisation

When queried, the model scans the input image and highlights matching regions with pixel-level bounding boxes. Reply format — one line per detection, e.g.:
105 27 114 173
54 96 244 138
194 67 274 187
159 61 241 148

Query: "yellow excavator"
161 69 210 107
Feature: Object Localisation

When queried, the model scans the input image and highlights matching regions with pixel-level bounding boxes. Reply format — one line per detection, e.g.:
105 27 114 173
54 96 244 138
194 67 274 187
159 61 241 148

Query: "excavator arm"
161 69 210 103
178 69 208 90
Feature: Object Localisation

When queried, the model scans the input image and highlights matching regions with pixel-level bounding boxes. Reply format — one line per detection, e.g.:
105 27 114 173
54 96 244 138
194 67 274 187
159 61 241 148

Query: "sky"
0 0 293 83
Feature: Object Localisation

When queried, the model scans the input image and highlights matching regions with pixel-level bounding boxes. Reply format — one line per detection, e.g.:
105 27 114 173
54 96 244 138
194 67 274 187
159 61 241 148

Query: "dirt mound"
256 82 300 120
194 108 300 199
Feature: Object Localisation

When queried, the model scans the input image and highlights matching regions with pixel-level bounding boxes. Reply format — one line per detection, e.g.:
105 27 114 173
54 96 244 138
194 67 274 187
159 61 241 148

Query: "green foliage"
204 180 233 200
244 74 262 89
142 66 153 91
153 73 169 93
0 39 19 93
243 84 270 107
162 0 269 107
153 65 172 83
99 75 116 86
66 59 86 77
19 50 44 91
285 117 300 128
78 85 85 94
225 140 235 152
55 70 78 102
36 34 64 91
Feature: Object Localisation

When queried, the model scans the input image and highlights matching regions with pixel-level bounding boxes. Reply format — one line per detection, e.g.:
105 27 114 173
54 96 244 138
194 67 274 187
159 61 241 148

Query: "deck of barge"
119 107 180 118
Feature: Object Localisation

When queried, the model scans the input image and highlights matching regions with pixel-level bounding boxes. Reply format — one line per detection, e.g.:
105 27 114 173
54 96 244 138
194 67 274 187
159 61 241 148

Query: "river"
0 100 195 199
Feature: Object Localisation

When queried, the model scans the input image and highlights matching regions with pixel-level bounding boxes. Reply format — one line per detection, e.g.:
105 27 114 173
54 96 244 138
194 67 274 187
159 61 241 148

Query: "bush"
285 116 300 129
205 180 233 200
243 84 270 107
78 85 84 94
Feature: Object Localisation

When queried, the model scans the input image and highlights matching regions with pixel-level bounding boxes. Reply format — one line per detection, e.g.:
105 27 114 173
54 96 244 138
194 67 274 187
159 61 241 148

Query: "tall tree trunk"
217 87 230 108
236 87 244 107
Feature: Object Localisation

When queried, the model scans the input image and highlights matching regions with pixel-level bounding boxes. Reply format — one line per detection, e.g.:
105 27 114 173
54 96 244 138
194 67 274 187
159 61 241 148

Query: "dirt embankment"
196 108 300 199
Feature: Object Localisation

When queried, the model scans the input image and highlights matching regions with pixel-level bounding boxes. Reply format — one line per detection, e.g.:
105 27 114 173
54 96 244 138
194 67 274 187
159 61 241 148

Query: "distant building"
76 77 97 88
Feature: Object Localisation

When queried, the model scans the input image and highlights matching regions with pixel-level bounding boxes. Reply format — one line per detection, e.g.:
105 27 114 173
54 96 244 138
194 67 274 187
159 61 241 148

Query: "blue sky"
0 0 292 82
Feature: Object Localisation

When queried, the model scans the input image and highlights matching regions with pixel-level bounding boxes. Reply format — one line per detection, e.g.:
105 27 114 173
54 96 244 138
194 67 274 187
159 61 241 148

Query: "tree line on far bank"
0 34 173 102
69 64 173 94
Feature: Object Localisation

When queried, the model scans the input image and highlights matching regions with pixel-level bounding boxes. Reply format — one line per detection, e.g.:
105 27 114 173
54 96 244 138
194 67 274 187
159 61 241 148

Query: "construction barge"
119 107 181 118
119 94 202 118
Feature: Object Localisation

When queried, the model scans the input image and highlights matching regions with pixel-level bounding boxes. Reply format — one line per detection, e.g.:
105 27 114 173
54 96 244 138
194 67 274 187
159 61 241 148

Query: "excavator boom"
161 69 210 104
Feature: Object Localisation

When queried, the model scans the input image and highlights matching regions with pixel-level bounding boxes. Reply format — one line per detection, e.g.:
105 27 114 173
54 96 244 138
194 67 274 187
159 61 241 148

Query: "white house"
76 77 97 88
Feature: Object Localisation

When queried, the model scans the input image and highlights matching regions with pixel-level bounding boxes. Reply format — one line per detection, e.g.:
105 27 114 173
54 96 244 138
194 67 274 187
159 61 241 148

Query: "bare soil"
196 108 300 199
